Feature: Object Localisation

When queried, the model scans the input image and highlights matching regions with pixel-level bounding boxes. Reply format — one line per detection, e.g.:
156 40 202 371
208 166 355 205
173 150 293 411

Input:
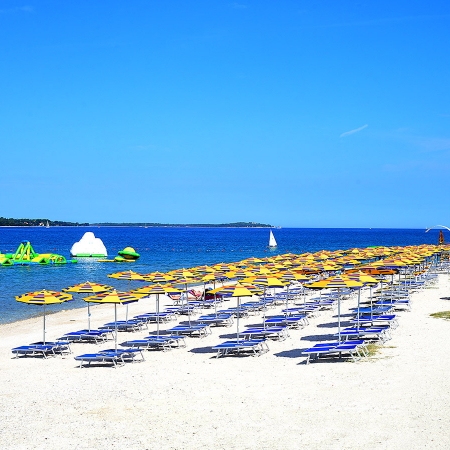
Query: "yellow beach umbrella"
84 290 140 350
214 284 259 341
307 276 363 339
16 290 73 344
132 284 181 336
63 281 113 331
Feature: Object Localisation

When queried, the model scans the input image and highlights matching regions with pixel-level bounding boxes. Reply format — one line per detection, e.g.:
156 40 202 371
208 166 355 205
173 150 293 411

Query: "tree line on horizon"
0 217 273 228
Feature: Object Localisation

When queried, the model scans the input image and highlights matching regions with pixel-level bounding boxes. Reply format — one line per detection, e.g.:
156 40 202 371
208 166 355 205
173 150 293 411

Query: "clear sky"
1 1 449 227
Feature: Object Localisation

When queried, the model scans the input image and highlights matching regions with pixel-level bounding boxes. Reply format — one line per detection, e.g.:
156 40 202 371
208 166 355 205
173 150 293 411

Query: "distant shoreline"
0 220 274 228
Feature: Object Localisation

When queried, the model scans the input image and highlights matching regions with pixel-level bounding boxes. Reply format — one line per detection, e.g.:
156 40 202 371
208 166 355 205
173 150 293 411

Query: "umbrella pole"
236 296 240 342
185 283 191 327
88 302 91 332
285 285 290 320
213 281 218 318
156 294 160 337
370 285 373 321
263 286 267 330
43 304 46 344
337 288 341 341
357 288 361 331
114 304 118 352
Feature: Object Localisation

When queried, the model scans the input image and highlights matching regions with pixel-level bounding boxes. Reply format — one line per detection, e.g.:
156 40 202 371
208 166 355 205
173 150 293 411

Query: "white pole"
114 304 118 352
43 304 46 344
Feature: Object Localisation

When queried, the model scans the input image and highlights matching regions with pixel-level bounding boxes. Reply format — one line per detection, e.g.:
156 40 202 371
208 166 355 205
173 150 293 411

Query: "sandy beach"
1 275 450 450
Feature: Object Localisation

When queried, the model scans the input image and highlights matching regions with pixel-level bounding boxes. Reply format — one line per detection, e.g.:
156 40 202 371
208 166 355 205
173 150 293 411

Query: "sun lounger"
121 339 172 351
302 342 364 364
240 326 289 341
351 314 398 329
134 313 175 323
338 326 391 343
12 341 72 358
30 341 72 355
196 314 234 327
218 308 250 318
168 324 212 338
145 334 187 348
98 348 144 363
74 352 124 368
12 344 56 359
61 329 112 344
213 339 269 358
264 315 308 329
100 320 146 332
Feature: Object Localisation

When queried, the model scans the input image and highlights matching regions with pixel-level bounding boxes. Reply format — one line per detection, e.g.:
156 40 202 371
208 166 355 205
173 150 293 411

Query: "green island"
0 217 89 227
0 217 273 228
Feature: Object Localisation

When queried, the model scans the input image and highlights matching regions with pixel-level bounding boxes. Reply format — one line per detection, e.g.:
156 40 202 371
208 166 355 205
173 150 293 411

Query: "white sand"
1 276 450 449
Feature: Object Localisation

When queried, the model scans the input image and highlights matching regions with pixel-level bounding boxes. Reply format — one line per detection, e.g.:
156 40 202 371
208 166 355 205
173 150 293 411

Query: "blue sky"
1 1 449 227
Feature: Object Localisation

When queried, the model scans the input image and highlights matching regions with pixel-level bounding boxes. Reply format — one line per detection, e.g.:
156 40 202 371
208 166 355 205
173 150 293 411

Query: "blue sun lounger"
121 335 185 351
30 341 72 355
240 326 289 341
12 341 72 358
168 324 212 338
134 312 176 323
74 348 144 368
213 339 269 358
101 320 147 332
145 334 187 348
302 342 364 364
351 314 398 329
61 329 112 344
98 348 144 363
196 314 234 327
338 326 391 343
264 315 308 329
12 344 56 359
74 352 124 368
121 339 172 351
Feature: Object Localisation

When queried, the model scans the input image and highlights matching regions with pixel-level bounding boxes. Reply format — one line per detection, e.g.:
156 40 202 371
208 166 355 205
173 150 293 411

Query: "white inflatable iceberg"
70 232 107 257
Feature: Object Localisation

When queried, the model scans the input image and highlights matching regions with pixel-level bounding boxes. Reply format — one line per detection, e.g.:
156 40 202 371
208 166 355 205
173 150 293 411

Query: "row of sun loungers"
12 267 441 365
300 271 440 363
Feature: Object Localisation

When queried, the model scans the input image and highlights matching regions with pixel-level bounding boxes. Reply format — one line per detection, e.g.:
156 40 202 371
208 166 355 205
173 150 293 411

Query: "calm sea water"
0 226 441 324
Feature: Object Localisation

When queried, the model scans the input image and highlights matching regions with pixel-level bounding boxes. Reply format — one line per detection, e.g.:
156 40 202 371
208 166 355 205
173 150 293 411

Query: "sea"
0 226 442 324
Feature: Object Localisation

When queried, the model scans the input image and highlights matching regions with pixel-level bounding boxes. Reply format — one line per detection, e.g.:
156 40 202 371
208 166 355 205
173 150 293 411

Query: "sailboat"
46 221 50 228
268 230 277 248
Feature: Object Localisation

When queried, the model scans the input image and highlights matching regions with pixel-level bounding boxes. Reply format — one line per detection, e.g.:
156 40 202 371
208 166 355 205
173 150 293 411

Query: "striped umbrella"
16 290 73 344
307 276 363 339
63 281 113 331
132 284 182 336
173 275 202 327
214 284 260 341
84 290 140 350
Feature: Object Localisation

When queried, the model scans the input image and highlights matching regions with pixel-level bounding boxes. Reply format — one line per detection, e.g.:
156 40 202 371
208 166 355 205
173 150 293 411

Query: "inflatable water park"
99 246 140 263
0 241 76 266
70 232 107 257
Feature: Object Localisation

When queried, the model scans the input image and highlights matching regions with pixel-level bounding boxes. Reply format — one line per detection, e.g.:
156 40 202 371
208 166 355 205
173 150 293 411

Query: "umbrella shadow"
189 346 217 355
331 313 353 318
219 332 242 339
300 333 337 342
316 321 350 329
273 348 304 359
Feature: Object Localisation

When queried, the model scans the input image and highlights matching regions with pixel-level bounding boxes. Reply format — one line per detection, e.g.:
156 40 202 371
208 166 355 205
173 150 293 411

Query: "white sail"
268 230 277 247
46 221 50 228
